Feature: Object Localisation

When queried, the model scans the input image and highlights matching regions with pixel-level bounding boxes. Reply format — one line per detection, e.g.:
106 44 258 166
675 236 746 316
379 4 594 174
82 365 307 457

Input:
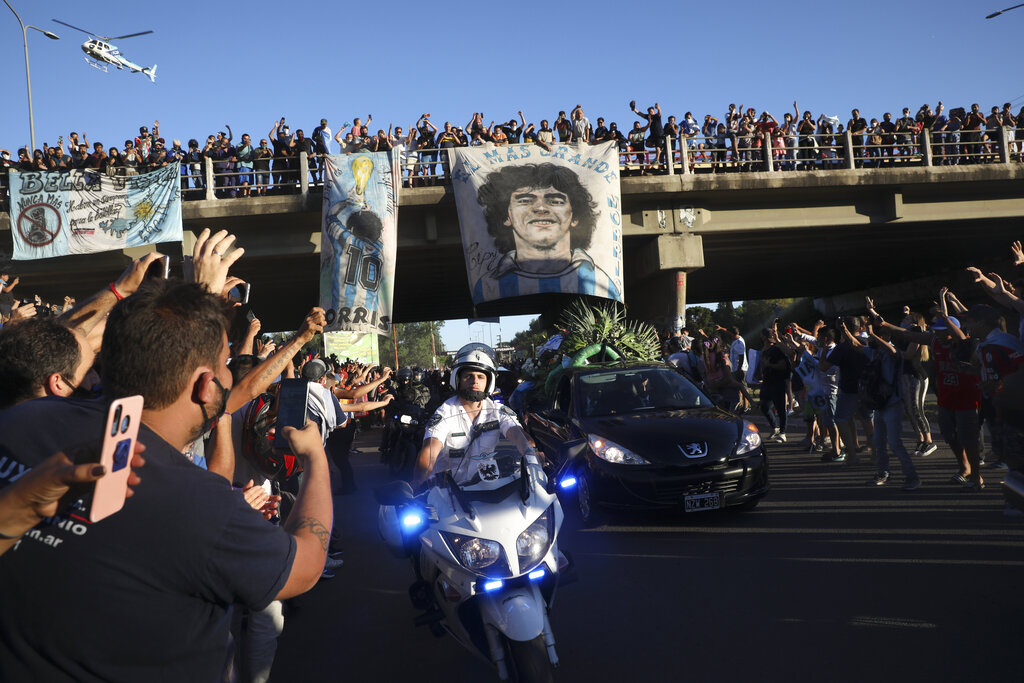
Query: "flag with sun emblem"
8 163 183 260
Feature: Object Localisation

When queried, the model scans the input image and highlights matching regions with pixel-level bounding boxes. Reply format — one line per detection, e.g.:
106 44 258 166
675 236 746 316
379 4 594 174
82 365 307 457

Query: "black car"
525 362 768 525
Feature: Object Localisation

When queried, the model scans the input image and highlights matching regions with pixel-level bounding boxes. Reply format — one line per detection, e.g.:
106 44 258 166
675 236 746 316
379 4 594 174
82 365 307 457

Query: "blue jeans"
873 400 917 478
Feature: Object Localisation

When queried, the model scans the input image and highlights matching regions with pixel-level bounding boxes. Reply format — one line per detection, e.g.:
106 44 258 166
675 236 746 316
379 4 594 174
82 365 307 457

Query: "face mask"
1 153 8 160
195 376 231 441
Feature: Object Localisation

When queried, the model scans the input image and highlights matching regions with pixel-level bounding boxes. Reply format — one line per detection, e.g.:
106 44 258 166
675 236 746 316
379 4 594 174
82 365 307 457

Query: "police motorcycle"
377 345 574 682
382 368 429 479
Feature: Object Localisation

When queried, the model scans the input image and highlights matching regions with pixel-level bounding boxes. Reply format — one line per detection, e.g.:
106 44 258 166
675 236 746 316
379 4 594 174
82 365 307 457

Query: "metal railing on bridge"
1 126 1018 208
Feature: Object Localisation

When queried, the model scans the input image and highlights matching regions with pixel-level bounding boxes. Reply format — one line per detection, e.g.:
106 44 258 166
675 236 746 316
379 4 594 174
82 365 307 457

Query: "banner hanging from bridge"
7 163 183 260
450 141 623 305
320 152 399 336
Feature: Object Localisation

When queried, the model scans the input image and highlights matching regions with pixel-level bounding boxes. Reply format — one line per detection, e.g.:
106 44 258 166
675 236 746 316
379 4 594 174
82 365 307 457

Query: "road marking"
575 552 1024 567
848 616 938 629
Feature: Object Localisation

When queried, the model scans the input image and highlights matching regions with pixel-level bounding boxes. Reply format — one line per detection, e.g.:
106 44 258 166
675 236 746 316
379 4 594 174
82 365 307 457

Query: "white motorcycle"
376 414 578 682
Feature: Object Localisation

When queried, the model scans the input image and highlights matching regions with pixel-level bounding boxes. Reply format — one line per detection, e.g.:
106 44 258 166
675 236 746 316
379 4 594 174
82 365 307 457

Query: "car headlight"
440 532 511 577
588 434 650 465
516 506 555 572
736 421 762 455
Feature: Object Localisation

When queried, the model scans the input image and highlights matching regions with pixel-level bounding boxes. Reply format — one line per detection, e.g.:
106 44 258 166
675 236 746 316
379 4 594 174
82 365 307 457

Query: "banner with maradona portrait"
450 141 623 305
320 152 399 336
8 163 182 260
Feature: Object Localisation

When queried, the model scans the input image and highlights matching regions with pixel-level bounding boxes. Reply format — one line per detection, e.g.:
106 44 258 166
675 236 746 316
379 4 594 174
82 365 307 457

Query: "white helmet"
450 343 496 394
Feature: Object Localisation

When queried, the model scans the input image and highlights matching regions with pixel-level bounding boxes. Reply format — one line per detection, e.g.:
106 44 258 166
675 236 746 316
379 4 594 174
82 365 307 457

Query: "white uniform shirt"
424 396 522 483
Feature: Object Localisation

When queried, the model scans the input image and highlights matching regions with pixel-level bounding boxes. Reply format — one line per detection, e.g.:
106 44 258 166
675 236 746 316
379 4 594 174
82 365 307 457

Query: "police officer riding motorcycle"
382 367 433 477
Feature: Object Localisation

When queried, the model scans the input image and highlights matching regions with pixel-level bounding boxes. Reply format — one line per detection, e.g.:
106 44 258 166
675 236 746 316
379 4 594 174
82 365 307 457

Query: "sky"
2 0 1022 350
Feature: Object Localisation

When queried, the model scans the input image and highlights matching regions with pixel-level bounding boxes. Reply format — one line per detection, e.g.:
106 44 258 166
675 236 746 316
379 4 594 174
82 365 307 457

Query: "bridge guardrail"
0 125 1016 210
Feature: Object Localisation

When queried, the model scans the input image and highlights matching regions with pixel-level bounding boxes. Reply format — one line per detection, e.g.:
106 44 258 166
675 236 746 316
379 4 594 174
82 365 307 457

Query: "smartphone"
274 379 309 450
240 283 250 305
81 396 144 523
145 254 170 280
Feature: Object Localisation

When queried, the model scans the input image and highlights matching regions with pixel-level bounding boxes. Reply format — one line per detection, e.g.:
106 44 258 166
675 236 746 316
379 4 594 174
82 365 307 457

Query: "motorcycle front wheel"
504 635 554 683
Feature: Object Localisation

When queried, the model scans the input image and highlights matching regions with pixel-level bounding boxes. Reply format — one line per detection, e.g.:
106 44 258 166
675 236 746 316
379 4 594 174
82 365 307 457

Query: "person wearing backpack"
861 323 920 490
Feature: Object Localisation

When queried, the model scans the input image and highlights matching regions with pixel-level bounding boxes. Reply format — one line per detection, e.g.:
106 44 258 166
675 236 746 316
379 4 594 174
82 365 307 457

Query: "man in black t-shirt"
847 109 868 167
0 258 333 681
759 329 792 442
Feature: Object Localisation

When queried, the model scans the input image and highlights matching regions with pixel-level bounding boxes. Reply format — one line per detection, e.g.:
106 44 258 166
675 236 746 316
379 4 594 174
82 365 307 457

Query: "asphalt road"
272 423 1024 683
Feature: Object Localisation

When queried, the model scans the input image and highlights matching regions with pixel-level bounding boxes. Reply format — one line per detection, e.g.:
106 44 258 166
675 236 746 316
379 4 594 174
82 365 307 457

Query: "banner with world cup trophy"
319 152 399 336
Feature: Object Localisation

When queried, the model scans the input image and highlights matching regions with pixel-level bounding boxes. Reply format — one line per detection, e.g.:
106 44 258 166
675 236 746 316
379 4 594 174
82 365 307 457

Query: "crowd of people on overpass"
661 239 1024 503
2 99 1022 207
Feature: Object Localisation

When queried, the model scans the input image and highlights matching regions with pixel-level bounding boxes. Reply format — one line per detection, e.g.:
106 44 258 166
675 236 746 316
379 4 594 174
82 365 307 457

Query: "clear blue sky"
3 0 1021 349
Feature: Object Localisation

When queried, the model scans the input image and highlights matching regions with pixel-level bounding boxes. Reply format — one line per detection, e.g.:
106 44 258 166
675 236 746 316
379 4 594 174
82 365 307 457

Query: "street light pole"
987 2 1024 18
3 0 59 152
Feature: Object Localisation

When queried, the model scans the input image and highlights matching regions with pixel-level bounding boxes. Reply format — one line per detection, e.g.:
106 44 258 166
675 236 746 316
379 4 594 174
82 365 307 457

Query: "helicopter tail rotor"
143 64 157 83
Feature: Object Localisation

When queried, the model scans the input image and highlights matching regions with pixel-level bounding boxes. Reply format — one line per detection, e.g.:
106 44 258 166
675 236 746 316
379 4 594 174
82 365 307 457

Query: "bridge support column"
204 157 215 201
625 233 704 335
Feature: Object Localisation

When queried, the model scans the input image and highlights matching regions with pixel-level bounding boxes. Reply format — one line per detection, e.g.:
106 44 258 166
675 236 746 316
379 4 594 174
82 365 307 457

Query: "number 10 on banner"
343 243 382 291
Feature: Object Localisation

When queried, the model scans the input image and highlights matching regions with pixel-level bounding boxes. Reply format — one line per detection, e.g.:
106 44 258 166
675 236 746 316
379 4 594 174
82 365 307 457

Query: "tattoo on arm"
291 516 330 551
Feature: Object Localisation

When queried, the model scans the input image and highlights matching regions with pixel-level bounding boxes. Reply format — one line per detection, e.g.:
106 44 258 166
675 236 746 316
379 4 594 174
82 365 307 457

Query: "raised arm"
226 307 326 413
60 253 163 336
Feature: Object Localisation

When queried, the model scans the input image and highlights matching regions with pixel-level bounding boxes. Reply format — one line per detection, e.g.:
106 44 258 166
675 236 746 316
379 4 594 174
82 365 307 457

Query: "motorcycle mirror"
548 438 587 495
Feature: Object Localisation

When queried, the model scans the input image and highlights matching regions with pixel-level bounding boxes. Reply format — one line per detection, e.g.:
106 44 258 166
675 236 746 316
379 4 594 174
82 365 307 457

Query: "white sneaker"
776 433 787 443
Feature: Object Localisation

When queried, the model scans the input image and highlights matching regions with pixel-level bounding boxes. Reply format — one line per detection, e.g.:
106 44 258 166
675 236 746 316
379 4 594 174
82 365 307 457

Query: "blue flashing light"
528 568 546 581
401 512 424 528
559 476 577 489
483 579 504 592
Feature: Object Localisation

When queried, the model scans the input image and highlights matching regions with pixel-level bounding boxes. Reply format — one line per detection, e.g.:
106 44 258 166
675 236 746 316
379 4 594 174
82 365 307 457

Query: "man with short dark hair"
0 318 91 409
0 235 332 681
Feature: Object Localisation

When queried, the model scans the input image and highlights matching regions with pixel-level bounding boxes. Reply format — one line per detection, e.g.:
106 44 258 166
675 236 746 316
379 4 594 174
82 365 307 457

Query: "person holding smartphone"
0 235 334 681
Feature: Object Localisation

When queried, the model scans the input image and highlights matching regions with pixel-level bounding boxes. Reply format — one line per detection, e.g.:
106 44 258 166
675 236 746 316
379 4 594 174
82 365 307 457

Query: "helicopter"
52 19 157 83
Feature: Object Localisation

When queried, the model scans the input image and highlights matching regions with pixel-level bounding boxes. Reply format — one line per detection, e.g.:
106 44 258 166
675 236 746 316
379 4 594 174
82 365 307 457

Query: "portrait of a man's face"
505 185 577 256
478 163 598 271
453 147 623 305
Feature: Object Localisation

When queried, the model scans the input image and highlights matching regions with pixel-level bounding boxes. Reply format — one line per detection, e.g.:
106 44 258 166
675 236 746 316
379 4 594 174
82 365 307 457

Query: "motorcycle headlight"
736 421 762 455
516 506 555 573
588 434 649 465
440 532 511 578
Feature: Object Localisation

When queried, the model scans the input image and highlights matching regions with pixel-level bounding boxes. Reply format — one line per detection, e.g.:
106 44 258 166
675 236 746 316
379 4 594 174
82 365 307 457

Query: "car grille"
651 477 741 503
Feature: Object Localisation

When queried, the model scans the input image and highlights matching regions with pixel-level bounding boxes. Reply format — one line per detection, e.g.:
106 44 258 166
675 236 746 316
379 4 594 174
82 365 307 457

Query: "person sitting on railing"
664 115 680 166
44 145 69 172
627 119 649 175
700 115 718 165
847 109 868 168
592 117 610 143
816 114 839 169
312 119 332 185
631 101 664 169
69 141 89 170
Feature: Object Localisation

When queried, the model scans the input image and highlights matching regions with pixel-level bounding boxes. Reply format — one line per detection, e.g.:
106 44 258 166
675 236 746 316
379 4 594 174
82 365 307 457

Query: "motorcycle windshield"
432 410 523 492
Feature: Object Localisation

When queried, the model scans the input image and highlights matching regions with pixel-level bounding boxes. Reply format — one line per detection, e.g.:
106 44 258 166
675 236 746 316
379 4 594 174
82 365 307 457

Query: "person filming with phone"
0 229 335 682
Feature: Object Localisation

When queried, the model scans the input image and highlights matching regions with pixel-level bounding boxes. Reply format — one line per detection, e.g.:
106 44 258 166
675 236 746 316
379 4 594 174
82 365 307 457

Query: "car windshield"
579 367 712 417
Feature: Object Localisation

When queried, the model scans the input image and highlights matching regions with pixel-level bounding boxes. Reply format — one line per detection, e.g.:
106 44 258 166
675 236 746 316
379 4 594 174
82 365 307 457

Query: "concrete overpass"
2 163 1023 331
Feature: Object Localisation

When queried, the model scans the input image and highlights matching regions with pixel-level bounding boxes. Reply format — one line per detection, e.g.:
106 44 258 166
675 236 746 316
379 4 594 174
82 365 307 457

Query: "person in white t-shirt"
725 327 750 412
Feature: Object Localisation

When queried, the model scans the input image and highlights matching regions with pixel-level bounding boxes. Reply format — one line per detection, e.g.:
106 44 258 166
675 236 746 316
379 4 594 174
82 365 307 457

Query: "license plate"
400 414 413 424
684 492 720 512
